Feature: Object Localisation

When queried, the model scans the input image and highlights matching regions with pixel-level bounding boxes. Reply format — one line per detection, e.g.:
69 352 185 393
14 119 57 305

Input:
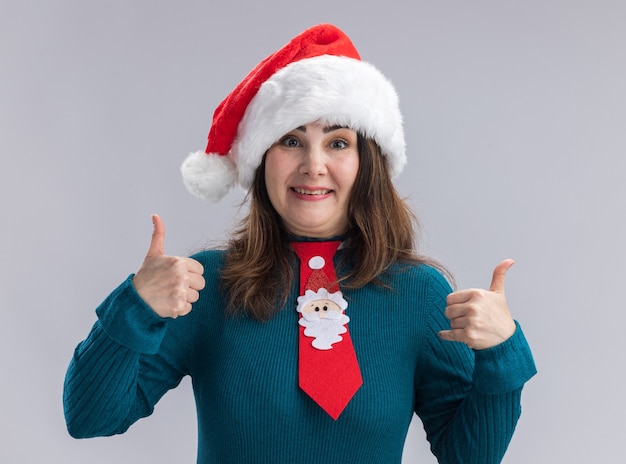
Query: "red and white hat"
181 23 406 202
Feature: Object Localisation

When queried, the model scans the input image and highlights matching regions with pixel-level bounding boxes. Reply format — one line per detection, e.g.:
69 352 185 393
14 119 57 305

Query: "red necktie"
291 240 362 420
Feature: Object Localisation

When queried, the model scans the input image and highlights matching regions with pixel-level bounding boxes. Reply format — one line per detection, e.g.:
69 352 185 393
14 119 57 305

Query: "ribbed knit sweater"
64 249 536 463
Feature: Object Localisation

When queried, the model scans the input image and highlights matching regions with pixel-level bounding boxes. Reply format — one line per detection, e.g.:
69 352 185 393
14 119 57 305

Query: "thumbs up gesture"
132 215 205 318
438 259 517 350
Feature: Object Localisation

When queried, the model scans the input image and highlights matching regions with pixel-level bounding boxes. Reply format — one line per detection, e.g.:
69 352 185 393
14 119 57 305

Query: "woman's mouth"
291 188 332 195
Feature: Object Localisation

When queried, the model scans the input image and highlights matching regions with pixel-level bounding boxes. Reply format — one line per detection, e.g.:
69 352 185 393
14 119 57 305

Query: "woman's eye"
330 139 348 149
280 136 301 147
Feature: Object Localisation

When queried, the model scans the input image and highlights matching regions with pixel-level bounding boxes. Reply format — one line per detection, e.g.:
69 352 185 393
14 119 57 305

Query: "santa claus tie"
291 240 362 419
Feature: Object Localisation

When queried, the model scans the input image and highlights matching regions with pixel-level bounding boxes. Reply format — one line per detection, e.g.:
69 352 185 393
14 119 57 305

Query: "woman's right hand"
132 214 205 318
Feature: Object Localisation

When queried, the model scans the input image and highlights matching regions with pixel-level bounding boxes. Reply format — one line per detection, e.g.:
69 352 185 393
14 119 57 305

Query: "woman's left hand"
439 259 517 350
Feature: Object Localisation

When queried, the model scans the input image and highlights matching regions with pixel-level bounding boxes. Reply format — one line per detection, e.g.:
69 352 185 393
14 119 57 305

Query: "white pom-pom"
181 151 237 202
308 256 325 270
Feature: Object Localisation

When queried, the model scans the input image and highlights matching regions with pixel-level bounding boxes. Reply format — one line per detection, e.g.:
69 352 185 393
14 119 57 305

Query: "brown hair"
220 134 448 320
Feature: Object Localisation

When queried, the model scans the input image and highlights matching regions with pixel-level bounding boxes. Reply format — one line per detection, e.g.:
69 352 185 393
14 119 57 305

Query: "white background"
2 0 625 462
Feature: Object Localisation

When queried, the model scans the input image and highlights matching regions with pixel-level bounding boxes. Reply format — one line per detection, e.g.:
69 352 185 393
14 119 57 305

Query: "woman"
64 24 536 463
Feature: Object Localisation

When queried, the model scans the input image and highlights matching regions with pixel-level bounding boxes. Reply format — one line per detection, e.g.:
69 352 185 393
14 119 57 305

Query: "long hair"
220 134 447 320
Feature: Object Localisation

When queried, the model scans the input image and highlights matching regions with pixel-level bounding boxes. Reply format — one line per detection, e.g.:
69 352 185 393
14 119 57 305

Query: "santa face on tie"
296 288 349 350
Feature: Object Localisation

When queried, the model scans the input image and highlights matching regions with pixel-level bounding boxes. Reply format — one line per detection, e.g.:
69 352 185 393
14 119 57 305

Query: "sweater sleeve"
63 275 188 438
414 268 537 464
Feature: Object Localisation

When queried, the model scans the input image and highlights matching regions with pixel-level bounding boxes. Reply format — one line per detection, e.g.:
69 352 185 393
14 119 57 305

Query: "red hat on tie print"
296 255 348 318
181 23 406 202
305 255 336 292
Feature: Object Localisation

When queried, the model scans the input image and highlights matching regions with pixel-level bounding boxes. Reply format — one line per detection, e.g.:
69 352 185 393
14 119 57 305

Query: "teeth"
294 188 331 195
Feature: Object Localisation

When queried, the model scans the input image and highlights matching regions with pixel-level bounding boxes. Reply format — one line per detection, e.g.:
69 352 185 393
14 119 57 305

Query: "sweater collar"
286 233 347 243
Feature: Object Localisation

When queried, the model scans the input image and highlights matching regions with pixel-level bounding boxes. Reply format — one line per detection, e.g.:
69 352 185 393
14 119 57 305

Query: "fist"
438 259 517 350
132 214 205 318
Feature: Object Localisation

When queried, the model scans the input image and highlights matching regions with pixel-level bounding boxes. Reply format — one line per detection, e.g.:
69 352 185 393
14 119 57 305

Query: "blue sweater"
64 249 536 463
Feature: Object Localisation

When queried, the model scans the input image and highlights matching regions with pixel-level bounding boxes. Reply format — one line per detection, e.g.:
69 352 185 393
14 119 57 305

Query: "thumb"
146 214 165 257
489 258 515 293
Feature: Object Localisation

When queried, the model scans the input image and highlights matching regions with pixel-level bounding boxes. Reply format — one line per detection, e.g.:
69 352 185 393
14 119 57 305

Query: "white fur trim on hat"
232 54 406 190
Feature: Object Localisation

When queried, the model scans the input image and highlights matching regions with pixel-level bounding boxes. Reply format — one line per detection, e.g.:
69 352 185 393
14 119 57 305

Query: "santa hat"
181 23 406 202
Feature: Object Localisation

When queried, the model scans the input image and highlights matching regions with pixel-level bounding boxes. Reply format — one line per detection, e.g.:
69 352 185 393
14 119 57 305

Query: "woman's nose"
299 146 328 176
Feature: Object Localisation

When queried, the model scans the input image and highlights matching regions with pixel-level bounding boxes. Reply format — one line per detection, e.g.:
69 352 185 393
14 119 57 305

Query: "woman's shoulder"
190 249 226 279
190 248 226 260
390 259 450 281
388 260 453 296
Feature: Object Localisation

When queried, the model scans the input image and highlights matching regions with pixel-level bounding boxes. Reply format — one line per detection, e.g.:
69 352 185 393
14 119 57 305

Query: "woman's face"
264 122 360 238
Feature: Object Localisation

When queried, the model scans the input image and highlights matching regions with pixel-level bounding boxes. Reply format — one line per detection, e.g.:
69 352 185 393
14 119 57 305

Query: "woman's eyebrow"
293 124 348 133
323 125 348 133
